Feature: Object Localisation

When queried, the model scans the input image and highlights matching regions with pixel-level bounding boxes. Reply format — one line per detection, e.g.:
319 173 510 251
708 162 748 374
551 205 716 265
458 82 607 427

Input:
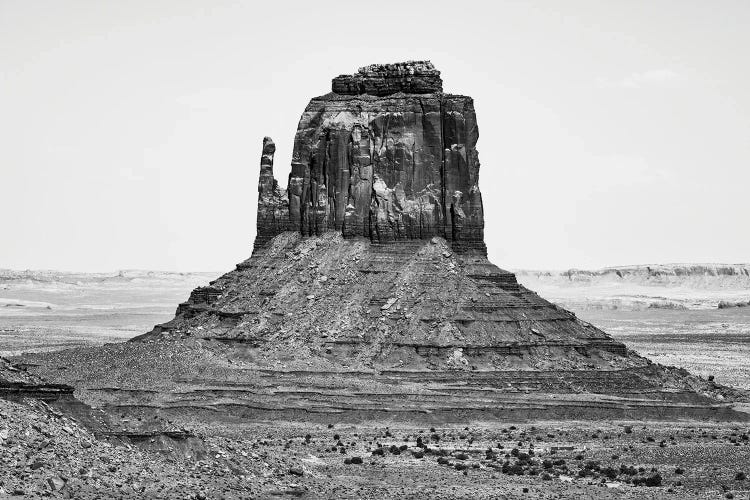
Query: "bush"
584 461 601 471
601 467 618 479
620 465 638 476
736 472 747 481
633 473 662 487
503 463 524 475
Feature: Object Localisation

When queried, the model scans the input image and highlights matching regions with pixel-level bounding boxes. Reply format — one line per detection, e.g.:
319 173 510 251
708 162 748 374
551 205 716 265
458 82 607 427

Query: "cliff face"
255 61 484 251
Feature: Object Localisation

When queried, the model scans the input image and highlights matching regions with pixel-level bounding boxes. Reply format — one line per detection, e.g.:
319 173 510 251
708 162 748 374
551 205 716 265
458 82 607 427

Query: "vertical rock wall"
255 61 485 252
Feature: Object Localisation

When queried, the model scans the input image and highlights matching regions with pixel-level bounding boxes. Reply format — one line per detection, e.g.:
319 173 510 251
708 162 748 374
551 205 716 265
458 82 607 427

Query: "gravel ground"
3 397 749 499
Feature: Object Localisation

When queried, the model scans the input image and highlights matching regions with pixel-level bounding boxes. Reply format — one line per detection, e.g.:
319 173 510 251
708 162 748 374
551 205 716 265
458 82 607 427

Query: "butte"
22 61 748 423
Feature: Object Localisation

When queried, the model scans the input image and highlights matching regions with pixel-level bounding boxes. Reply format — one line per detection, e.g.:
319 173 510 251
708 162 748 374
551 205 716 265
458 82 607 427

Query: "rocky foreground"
2 388 749 498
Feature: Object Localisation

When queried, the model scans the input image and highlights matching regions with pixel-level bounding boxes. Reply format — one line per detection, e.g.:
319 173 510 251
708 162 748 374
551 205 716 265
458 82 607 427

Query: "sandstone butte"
16 61 749 423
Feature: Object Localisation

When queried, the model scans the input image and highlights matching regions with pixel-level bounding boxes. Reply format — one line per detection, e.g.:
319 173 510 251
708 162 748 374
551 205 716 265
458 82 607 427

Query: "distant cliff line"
3 264 749 282
515 263 750 279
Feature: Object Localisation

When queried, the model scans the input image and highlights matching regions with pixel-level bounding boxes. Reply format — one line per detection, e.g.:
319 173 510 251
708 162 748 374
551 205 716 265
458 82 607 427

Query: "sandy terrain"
0 270 218 356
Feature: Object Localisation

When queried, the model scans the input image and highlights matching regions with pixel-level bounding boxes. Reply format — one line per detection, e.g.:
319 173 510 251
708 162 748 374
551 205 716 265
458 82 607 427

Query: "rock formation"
117 62 749 422
254 137 290 249
141 61 631 365
254 60 484 251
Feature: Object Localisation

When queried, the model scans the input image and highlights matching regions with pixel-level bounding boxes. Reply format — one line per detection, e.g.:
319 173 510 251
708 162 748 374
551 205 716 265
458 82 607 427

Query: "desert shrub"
509 463 525 475
601 467 618 479
633 473 662 487
503 463 524 475
620 465 638 476
584 461 601 471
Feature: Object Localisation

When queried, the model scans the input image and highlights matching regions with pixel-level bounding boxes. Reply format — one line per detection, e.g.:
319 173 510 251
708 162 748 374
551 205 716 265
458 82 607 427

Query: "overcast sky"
2 0 749 272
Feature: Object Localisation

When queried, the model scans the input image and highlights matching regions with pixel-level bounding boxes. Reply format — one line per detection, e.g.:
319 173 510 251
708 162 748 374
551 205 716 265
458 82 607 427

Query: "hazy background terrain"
0 269 218 355
2 265 748 390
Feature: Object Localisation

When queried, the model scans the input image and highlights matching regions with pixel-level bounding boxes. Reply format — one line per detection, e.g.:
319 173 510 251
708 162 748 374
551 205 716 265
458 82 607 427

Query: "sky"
1 0 749 272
